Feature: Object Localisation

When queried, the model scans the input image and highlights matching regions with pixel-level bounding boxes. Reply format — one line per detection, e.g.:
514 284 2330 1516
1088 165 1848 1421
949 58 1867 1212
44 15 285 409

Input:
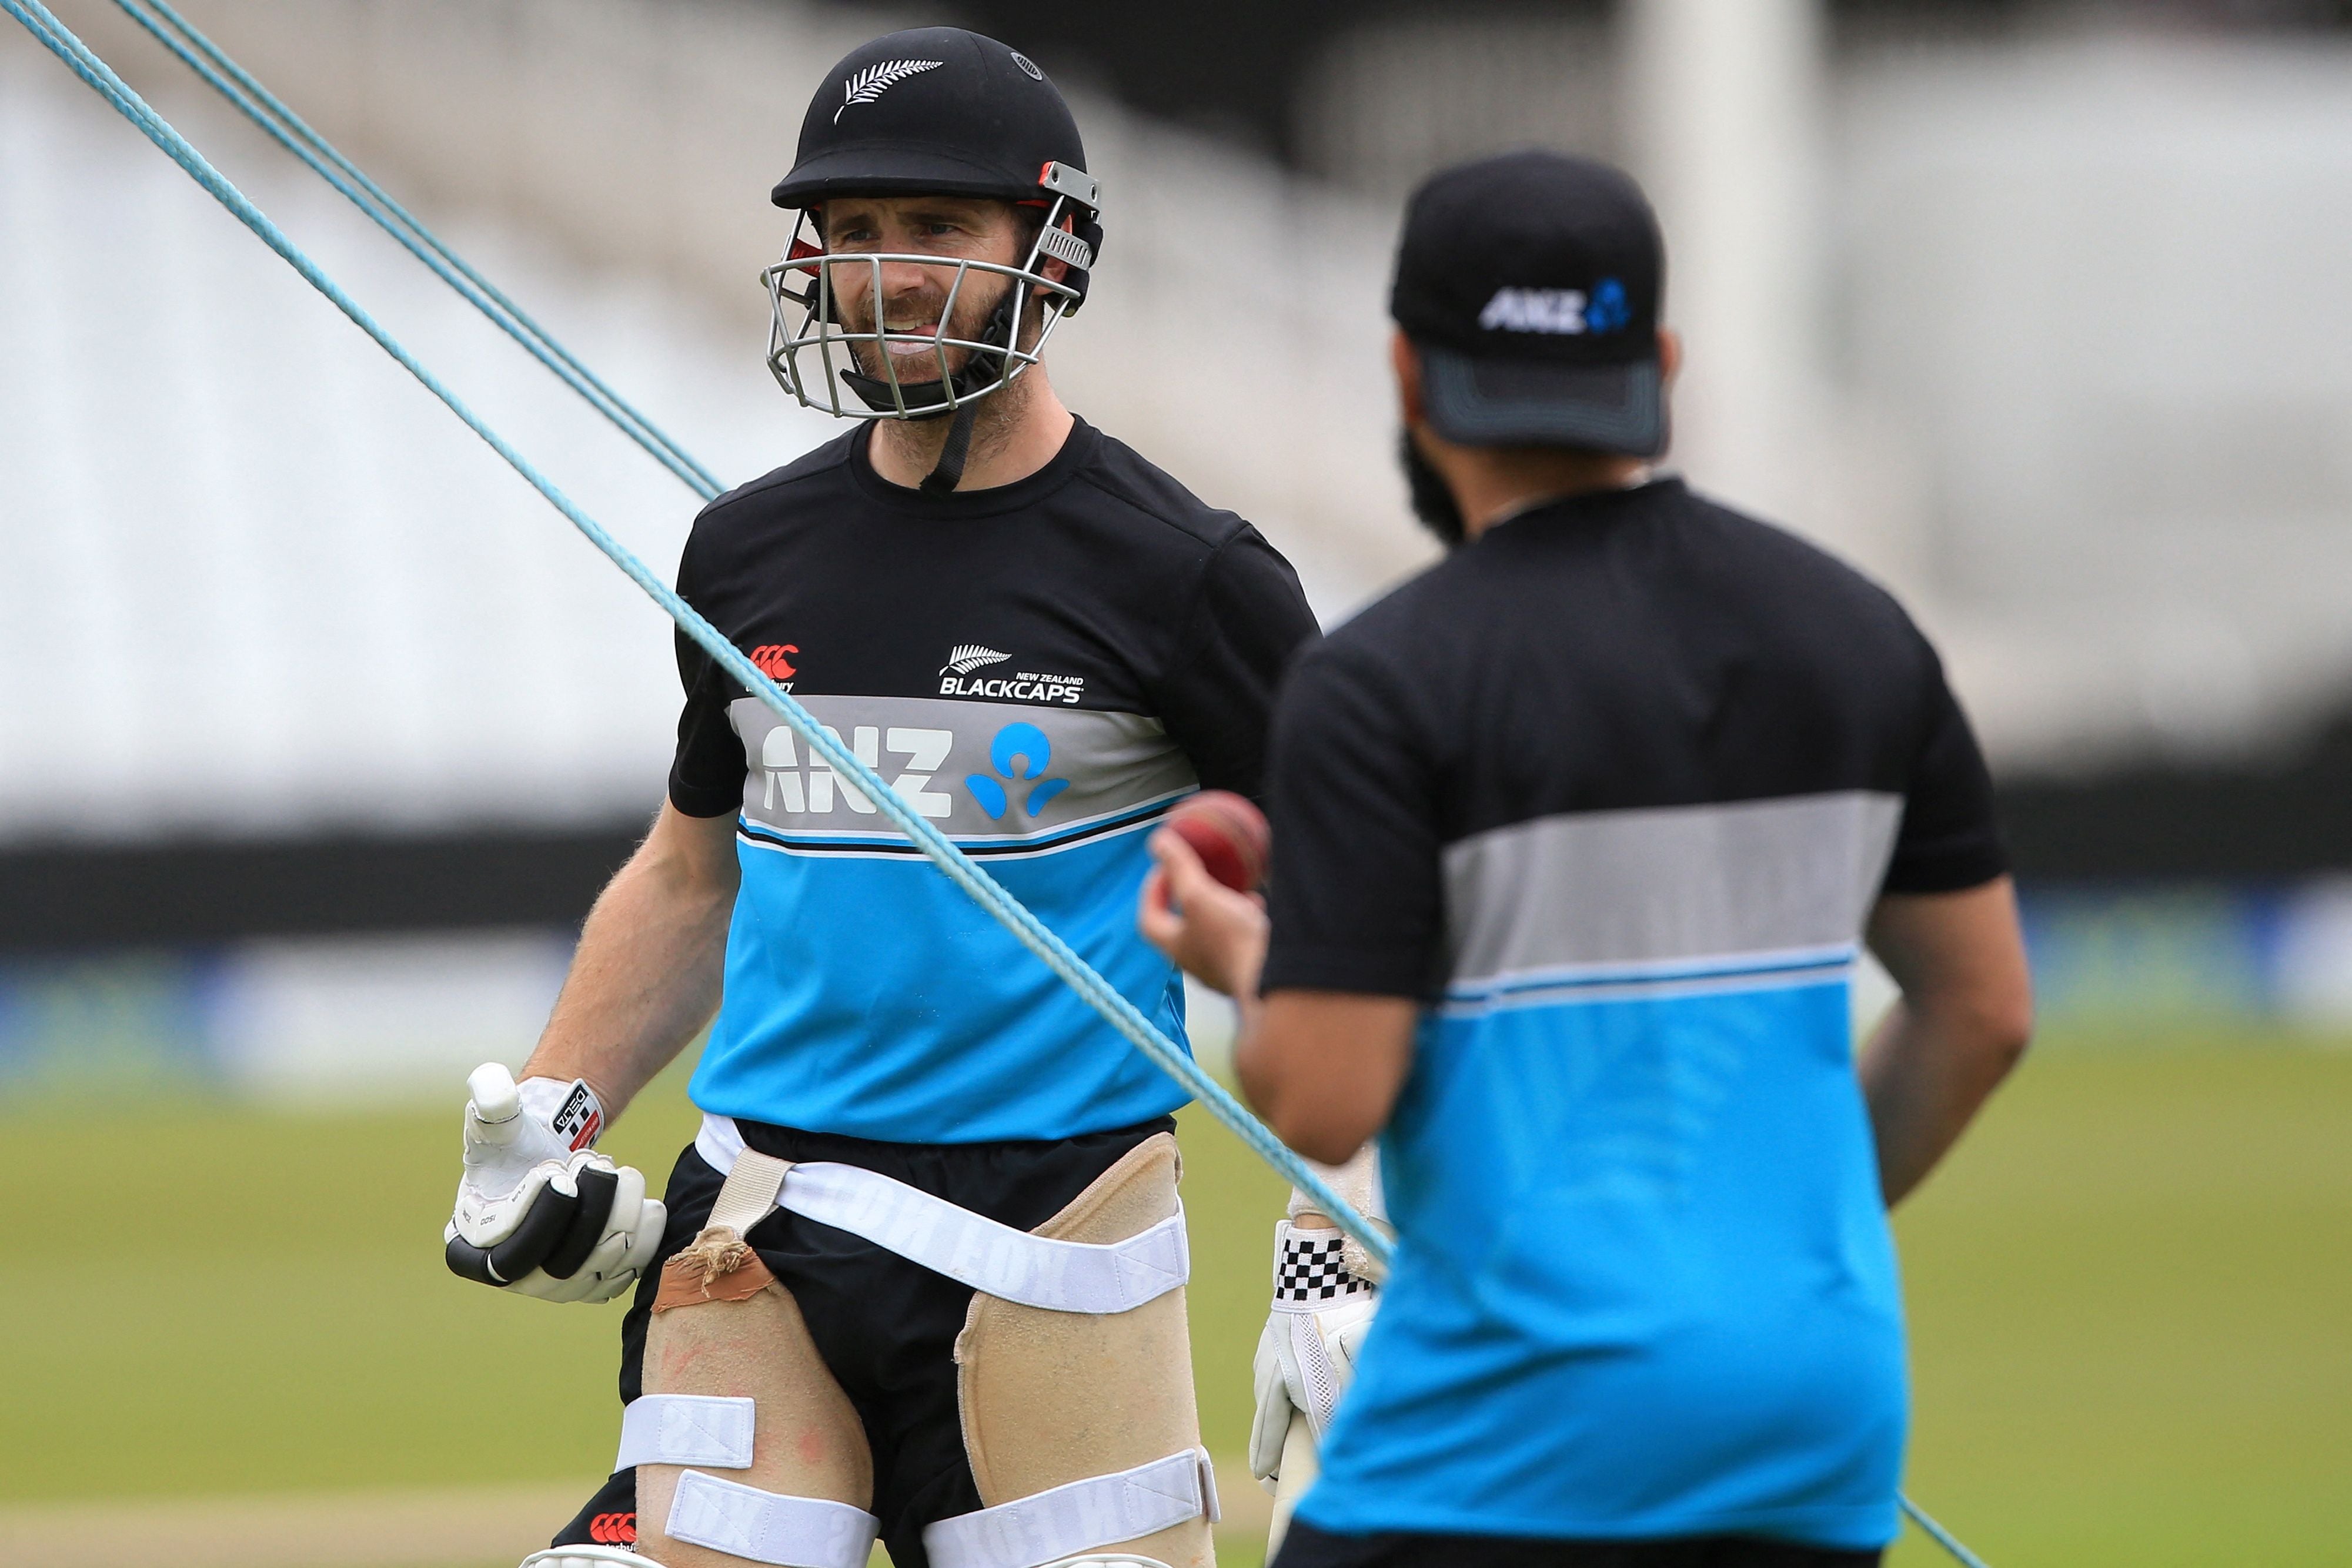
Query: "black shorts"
1274 1521 1882 1568
553 1113 1175 1568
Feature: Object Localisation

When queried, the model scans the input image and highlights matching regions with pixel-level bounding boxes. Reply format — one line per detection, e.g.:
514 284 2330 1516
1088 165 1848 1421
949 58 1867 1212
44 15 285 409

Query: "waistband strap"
695 1114 1188 1315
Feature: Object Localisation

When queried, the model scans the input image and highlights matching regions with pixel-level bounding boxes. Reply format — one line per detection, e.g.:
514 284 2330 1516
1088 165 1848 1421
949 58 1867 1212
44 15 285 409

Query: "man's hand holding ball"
1139 788 1274 1000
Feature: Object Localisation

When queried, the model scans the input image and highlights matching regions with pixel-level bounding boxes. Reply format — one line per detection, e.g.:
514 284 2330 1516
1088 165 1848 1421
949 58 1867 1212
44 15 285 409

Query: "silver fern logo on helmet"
941 644 1011 677
833 59 942 123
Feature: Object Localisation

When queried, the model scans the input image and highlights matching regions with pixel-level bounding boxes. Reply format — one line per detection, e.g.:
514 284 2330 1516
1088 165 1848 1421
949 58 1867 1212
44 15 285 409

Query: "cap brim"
1419 346 1665 456
773 145 1038 209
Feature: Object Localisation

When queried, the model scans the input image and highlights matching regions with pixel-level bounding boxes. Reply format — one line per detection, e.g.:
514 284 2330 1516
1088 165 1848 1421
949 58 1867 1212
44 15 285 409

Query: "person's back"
1278 476 1998 1546
1137 149 2030 1568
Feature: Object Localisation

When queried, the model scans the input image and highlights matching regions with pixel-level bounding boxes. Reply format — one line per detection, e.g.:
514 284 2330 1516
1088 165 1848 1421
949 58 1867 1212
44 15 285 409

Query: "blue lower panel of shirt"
1303 979 1905 1550
691 821 1190 1142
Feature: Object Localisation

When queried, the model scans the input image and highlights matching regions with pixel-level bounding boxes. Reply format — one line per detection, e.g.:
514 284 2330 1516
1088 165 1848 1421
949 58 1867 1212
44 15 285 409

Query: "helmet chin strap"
921 401 981 493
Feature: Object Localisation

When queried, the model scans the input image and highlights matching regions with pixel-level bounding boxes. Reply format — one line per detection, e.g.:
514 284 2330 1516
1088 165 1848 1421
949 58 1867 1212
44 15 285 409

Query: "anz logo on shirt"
760 724 954 817
964 722 1070 821
757 721 1068 824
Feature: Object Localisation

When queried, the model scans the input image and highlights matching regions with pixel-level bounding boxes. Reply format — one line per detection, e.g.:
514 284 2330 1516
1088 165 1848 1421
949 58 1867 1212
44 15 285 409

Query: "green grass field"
3 1035 2347 1566
1887 1035 2352 1566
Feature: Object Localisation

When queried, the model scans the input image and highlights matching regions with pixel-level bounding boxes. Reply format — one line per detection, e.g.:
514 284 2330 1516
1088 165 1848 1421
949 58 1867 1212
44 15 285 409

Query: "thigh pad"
942 1131 1216 1568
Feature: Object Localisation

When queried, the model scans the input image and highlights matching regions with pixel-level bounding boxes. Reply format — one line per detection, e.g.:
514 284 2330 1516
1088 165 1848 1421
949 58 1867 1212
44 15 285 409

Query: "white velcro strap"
615 1393 756 1472
708 1148 791 1238
666 1468 878 1568
921 1448 1217 1568
779 1161 1188 1315
697 1115 1187 1315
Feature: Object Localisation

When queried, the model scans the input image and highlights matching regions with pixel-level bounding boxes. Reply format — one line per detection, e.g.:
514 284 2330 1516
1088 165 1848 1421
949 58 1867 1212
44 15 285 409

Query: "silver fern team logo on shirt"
941 644 1011 677
938 644 1085 704
834 59 943 123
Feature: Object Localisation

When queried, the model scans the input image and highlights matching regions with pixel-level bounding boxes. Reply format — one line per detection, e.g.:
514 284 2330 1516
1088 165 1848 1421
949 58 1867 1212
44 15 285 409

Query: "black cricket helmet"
761 27 1104 422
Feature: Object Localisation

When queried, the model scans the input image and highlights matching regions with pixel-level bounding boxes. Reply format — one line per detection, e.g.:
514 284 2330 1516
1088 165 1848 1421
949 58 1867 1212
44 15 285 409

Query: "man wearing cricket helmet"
443 27 1317 1568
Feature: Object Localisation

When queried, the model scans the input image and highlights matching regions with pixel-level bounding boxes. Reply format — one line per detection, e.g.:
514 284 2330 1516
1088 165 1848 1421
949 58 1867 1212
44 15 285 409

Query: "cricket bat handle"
1267 1409 1320 1557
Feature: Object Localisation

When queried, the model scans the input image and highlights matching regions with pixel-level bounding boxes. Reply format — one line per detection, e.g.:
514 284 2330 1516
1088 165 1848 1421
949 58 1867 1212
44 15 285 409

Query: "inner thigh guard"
637 1258 874 1567
954 1131 1212 1568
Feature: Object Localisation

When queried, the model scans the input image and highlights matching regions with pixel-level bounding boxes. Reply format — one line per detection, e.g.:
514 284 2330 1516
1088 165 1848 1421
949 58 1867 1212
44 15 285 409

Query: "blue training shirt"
1258 480 2007 1549
666 420 1317 1143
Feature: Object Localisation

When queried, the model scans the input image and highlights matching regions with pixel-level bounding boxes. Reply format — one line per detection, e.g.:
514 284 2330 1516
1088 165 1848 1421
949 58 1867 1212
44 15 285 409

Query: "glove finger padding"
445 1161 578 1286
540 1161 620 1281
493 1164 583 1281
1249 1316 1297 1487
503 1165 663 1304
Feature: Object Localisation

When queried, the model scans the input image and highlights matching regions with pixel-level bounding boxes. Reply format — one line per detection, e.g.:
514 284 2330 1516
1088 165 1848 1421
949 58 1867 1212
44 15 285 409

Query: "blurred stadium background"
2 0 2348 1564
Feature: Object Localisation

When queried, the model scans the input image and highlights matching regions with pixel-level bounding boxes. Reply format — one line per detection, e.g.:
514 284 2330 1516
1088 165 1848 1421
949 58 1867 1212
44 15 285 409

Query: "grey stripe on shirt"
1442 791 1903 990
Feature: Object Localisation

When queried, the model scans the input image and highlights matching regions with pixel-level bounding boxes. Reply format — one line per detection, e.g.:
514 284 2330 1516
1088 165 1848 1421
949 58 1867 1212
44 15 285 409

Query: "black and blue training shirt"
1261 477 2004 1549
667 417 1317 1143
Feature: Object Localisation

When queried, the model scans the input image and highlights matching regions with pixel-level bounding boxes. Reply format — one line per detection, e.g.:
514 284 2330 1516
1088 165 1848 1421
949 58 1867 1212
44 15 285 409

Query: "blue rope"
6 8 1996 1563
1 0 1373 1258
102 0 724 502
1902 1496 1994 1568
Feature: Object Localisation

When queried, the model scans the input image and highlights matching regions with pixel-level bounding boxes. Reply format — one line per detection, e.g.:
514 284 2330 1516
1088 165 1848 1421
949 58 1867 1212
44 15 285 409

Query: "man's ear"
1391 329 1425 427
1658 327 1682 386
1034 212 1075 289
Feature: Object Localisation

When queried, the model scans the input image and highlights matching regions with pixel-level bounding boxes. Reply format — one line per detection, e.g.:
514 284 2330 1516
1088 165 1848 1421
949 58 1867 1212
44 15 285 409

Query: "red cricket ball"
1164 790 1271 893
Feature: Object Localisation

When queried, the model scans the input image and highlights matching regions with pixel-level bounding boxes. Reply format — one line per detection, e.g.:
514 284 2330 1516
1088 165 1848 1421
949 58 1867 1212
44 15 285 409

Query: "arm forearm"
523 808 737 1117
1860 878 2034 1206
1858 995 2024 1205
1136 830 1416 1165
1236 992 1417 1166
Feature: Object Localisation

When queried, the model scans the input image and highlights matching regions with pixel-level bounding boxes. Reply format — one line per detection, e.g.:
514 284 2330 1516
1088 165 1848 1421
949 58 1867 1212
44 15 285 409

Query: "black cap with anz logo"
1391 151 1668 456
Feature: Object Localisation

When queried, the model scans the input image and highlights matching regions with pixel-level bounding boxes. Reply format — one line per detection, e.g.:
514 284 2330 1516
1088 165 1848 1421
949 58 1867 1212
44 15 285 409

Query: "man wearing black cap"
1142 151 2033 1566
443 27 1316 1568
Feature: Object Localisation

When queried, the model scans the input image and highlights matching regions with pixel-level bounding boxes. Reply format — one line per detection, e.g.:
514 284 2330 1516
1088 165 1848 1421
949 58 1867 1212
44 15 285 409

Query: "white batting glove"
443 1063 666 1303
1248 1221 1381 1490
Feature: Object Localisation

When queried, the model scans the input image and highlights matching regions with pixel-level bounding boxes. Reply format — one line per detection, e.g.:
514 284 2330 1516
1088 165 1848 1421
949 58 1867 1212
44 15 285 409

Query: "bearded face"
1399 427 1468 548
817 197 1037 391
828 256 1020 387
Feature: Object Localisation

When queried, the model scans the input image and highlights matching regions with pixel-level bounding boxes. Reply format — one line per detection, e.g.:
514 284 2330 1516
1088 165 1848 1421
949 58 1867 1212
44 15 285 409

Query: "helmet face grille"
762 198 1088 422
